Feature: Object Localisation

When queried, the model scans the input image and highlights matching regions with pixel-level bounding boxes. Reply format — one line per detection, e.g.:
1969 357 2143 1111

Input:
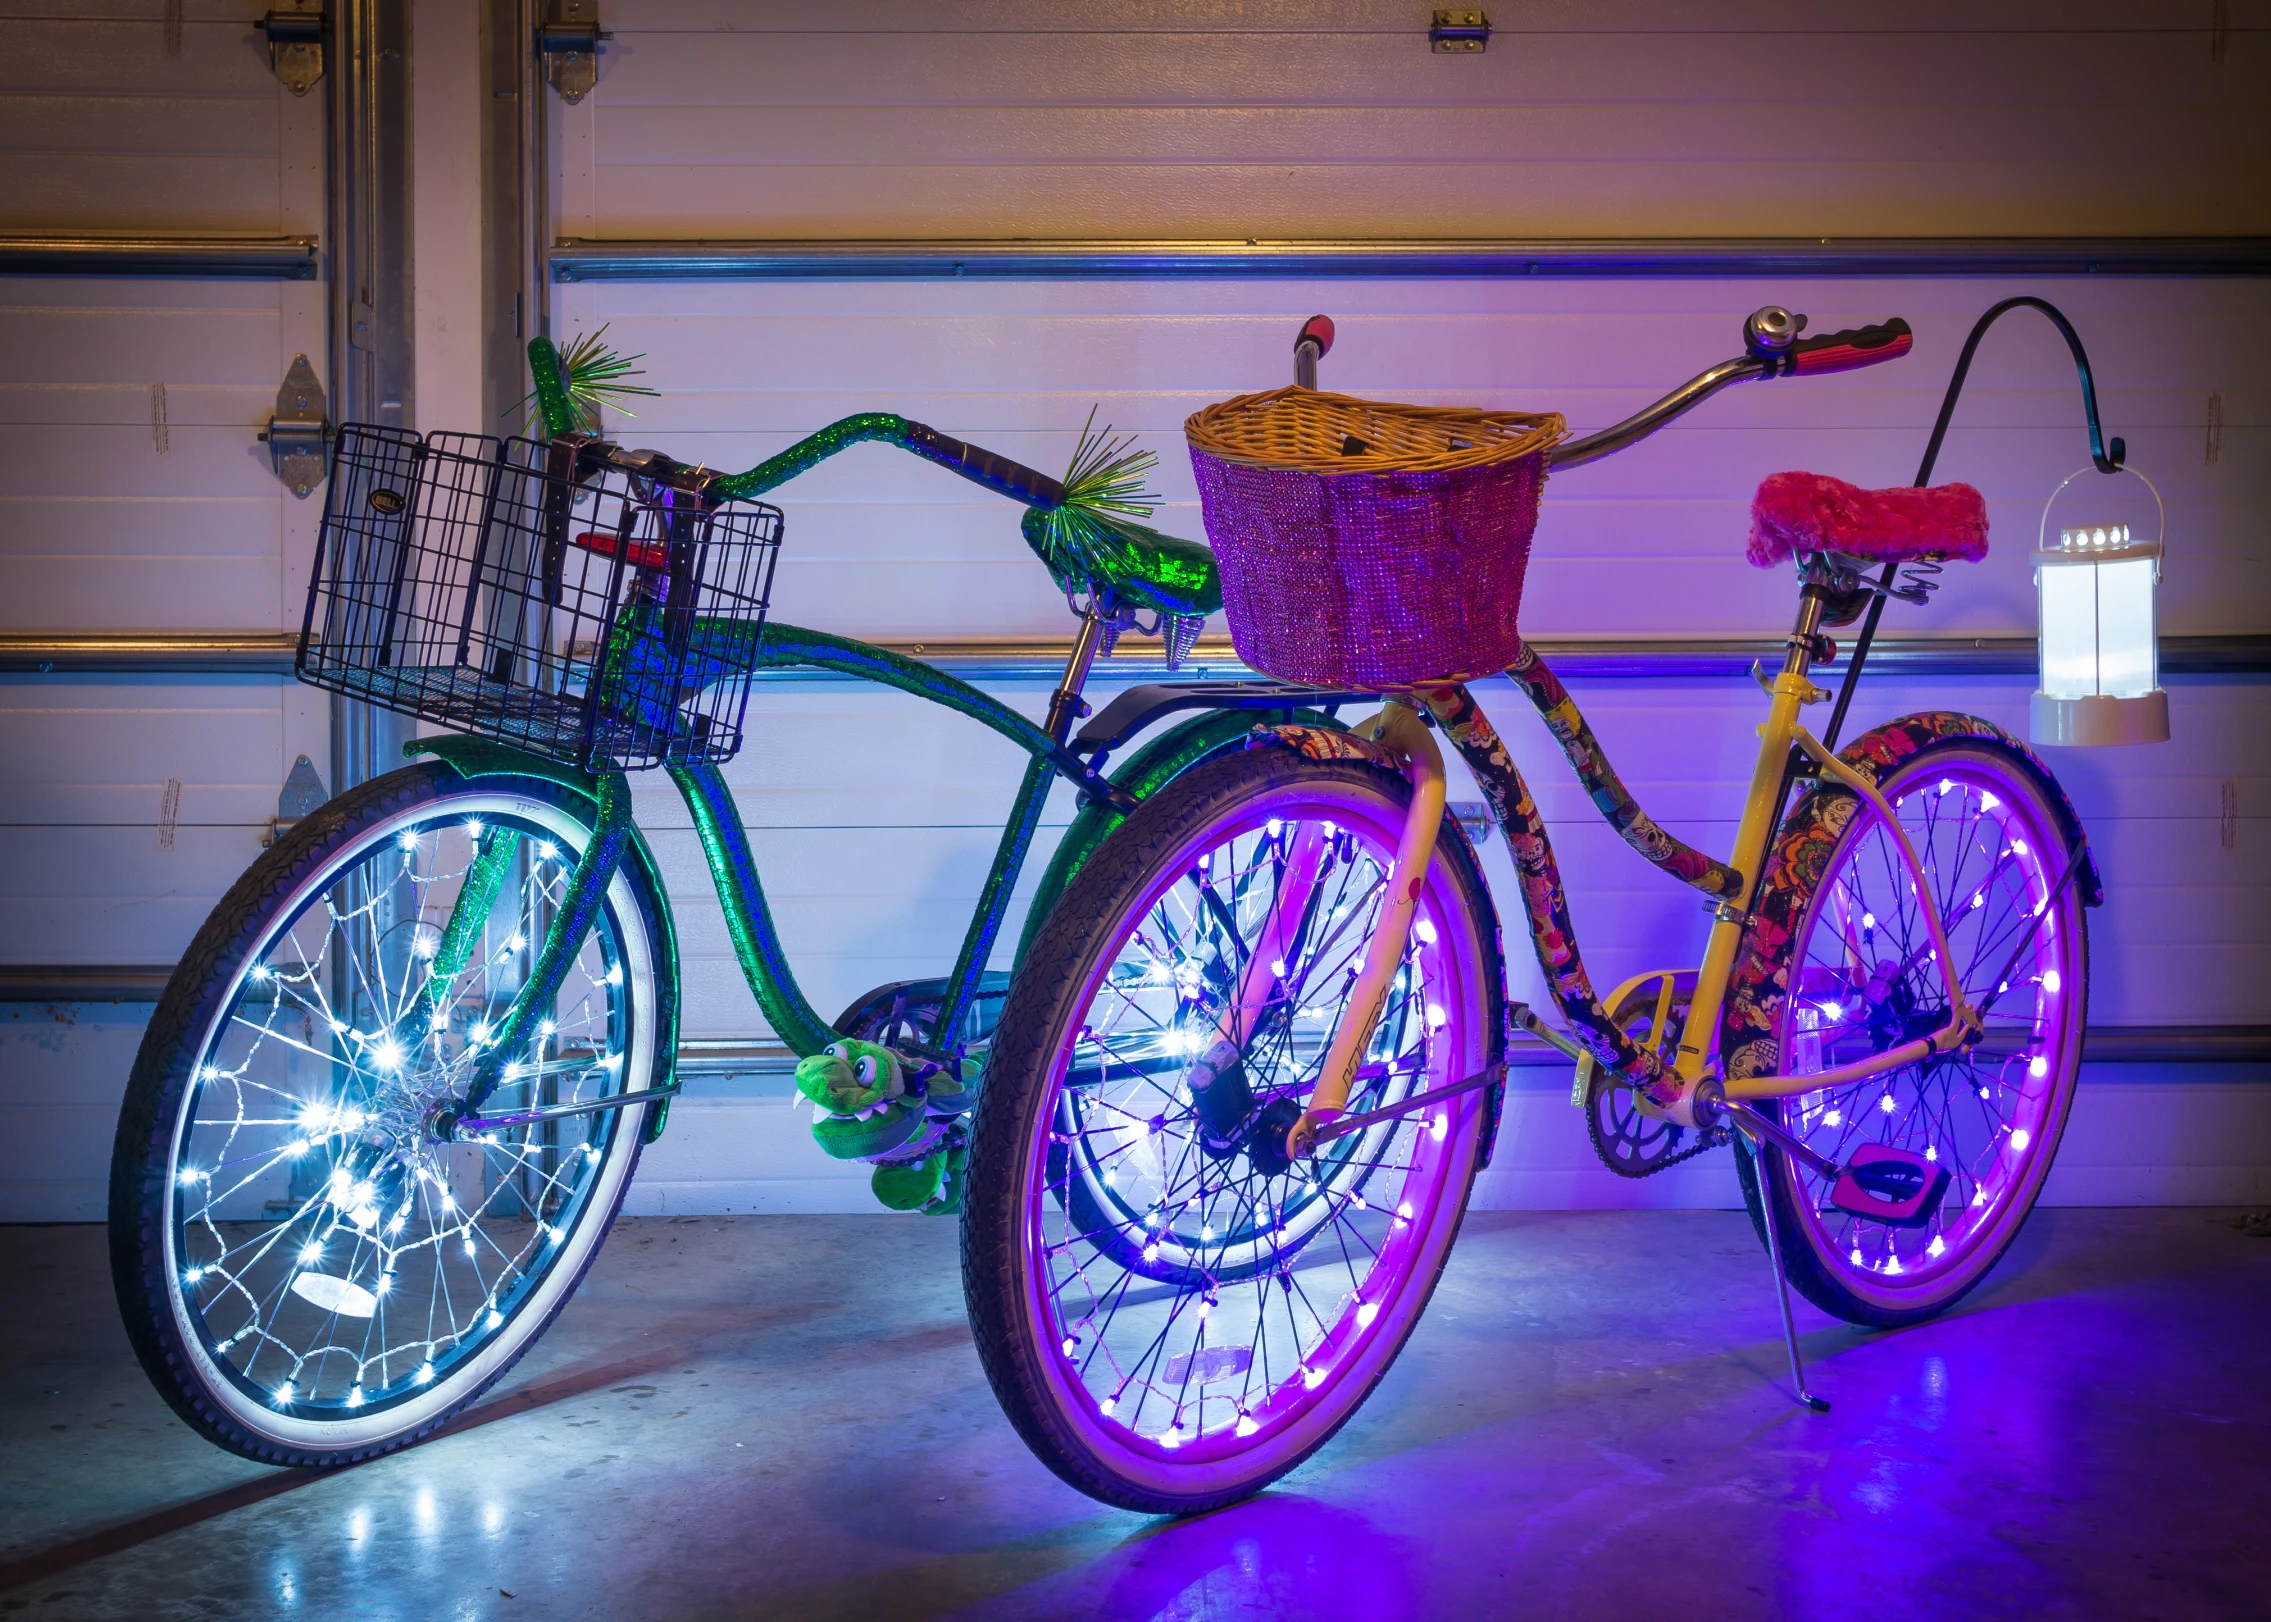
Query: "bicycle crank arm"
1698 1085 1841 1181
1510 1001 1587 1062
1293 1062 1506 1156
436 1081 681 1139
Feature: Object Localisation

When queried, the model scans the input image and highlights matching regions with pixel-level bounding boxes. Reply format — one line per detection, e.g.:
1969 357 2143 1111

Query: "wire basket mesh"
1185 388 1565 688
298 424 783 771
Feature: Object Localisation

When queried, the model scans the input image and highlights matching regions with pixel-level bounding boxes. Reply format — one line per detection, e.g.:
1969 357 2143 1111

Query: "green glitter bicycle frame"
420 340 1321 1135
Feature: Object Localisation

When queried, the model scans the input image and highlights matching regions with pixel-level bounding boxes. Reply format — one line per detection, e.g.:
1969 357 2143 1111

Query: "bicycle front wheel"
109 762 672 1464
1728 736 2089 1327
965 745 1504 1514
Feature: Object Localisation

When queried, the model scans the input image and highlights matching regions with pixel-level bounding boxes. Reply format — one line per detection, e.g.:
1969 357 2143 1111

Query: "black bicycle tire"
107 761 674 1466
963 746 1504 1514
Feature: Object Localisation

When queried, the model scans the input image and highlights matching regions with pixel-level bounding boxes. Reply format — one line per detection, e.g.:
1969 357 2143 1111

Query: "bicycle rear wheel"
964 745 1503 1513
1728 738 2089 1326
109 762 671 1464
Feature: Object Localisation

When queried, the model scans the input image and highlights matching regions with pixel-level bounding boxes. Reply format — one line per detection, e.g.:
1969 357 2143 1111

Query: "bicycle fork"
1283 701 1449 1158
427 771 674 1138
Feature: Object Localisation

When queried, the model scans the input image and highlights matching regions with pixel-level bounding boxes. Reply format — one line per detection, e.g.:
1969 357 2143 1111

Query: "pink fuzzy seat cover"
1747 472 1989 569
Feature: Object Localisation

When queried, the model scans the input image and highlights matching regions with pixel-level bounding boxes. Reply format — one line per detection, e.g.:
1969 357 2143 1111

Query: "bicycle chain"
1583 1069 1733 1179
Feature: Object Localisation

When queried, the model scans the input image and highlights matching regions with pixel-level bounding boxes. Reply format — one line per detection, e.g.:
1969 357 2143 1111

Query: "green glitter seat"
1018 505 1221 619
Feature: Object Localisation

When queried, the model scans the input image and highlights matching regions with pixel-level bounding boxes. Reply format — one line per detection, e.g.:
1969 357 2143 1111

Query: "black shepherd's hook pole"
1821 297 2127 751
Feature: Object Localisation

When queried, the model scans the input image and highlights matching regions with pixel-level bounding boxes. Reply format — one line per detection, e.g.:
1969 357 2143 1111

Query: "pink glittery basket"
1185 387 1566 689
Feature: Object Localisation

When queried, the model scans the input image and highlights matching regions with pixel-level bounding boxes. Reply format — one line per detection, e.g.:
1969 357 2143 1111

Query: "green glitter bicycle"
106 335 1353 1466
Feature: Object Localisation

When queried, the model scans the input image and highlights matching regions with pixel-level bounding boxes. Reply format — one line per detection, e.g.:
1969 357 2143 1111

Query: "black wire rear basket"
298 424 783 771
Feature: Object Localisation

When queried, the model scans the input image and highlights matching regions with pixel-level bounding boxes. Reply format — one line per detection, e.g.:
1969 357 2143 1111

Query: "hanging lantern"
2030 465 2170 747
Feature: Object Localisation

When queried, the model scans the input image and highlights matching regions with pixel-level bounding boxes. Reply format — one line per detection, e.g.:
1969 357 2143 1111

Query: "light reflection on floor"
2 1208 2265 1620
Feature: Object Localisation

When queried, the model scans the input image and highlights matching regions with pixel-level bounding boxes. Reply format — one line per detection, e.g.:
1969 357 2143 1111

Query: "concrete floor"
2 1207 2265 1621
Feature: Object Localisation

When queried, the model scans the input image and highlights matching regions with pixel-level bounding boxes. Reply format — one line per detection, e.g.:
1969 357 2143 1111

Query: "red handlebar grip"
574 531 672 571
1790 317 1912 376
1297 314 1336 356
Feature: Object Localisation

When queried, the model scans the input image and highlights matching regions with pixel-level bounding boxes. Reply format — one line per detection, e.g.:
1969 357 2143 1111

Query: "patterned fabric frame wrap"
1503 645 1745 901
1247 694 1680 1112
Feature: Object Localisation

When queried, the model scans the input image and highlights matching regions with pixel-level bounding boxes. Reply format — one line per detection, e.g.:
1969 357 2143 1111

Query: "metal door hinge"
540 0 609 104
259 354 332 498
260 5 326 95
264 754 328 846
1430 9 1491 51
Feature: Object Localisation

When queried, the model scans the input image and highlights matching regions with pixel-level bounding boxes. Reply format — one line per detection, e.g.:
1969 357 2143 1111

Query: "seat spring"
1894 555 1945 603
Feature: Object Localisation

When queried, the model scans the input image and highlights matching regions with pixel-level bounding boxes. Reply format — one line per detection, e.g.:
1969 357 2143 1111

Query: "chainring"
1584 1066 1729 1178
1582 976 1729 1178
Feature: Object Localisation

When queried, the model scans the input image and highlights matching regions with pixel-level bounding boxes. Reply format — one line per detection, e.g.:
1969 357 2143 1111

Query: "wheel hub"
1186 1037 1258 1159
1245 1096 1305 1178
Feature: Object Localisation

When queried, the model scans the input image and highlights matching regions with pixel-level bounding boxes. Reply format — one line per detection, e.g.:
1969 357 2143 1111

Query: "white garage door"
526 2 2267 1212
0 3 329 1218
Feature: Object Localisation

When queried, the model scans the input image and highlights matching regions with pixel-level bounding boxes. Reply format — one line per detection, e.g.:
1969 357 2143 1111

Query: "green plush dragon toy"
794 1039 973 1214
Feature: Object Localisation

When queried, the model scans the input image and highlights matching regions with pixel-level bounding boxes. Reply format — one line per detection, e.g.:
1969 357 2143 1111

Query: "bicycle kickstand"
1750 1140 1831 1413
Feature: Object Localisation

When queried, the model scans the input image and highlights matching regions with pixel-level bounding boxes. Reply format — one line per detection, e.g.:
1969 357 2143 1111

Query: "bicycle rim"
155 787 659 1450
1770 745 2087 1314
1008 764 1494 1501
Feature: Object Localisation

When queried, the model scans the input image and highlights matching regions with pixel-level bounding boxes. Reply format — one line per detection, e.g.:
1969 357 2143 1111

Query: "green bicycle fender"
1011 705 1346 968
406 736 684 1142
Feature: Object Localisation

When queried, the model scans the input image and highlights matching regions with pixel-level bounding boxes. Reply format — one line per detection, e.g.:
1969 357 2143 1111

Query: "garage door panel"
0 93 273 158
588 286 2260 426
585 277 2271 393
595 158 2264 244
0 425 280 497
0 678 286 826
0 562 284 636
582 1 2265 238
0 14 275 91
0 300 287 387
594 100 2251 177
0 384 282 433
0 5 282 231
600 23 2239 114
0 156 287 233
616 2 2248 40
1 492 280 557
0 0 322 1065
0 826 268 962
599 379 2250 449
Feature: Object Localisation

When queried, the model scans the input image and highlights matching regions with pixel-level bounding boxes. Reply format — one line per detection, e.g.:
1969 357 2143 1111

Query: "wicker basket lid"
1185 386 1565 476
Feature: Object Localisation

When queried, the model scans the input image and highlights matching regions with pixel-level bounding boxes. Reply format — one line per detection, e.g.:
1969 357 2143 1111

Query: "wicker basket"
1185 386 1565 688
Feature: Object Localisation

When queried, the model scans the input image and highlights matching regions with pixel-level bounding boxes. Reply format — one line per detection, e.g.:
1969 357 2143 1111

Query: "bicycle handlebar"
899 422 1068 509
1551 308 1910 469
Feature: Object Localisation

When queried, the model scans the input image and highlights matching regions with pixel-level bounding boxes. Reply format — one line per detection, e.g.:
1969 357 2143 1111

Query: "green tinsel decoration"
1030 410 1170 580
520 324 660 435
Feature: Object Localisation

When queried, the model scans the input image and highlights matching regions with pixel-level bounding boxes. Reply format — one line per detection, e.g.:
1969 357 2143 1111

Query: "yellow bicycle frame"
1661 678 1977 1124
1310 587 1980 1137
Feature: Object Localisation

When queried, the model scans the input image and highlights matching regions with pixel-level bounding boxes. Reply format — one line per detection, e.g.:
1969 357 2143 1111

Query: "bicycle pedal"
1829 1143 1952 1228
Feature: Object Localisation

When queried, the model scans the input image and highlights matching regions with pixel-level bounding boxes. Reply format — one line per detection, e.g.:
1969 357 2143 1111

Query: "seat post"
1785 562 1835 679
1045 607 1111 745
